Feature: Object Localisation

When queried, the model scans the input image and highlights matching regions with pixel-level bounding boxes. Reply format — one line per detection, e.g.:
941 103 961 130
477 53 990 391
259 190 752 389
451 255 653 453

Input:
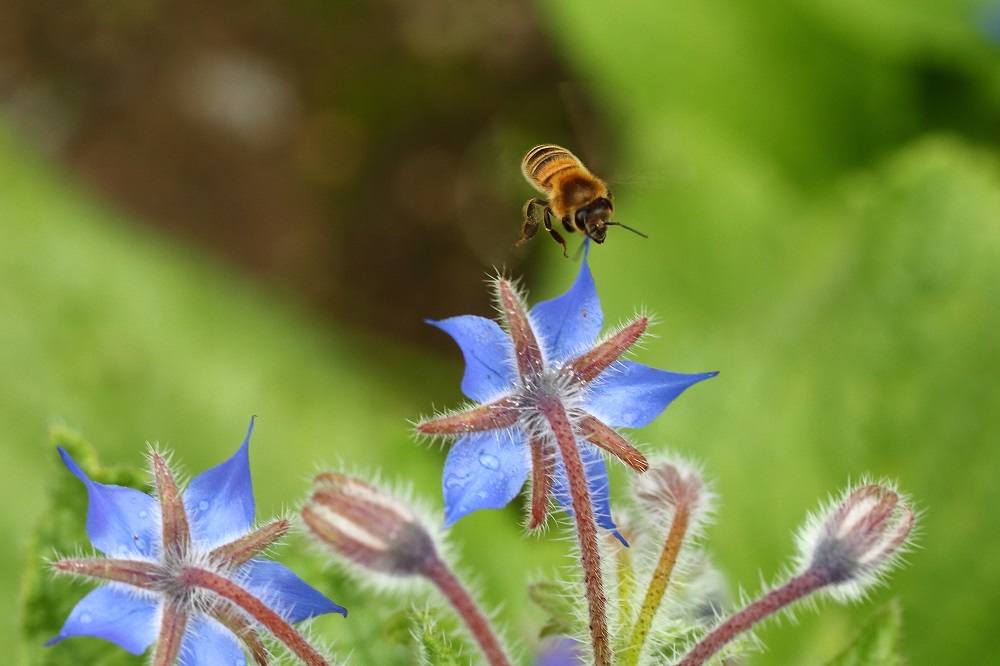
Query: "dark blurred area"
0 0 606 346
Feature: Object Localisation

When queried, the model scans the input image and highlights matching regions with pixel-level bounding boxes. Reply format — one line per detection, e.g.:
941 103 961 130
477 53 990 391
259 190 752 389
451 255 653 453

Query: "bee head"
575 198 613 244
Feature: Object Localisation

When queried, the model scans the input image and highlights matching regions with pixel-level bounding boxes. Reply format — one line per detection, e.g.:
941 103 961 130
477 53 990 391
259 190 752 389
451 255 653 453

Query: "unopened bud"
634 459 710 523
302 473 438 577
797 483 915 600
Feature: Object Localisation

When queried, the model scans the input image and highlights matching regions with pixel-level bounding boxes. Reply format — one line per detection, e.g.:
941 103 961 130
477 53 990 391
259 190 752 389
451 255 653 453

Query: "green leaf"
528 578 580 639
825 601 904 666
19 427 148 666
408 608 467 666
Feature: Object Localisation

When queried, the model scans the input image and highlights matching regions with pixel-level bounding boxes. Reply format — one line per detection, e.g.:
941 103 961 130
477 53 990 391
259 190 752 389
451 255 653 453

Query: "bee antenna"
606 221 649 239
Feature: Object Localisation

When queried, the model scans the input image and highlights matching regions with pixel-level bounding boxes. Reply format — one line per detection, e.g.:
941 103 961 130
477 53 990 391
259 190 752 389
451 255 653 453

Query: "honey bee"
516 144 647 256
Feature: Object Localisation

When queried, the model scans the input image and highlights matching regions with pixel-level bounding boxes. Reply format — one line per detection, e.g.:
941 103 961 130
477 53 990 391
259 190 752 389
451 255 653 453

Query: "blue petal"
552 442 626 546
178 616 245 666
240 559 347 621
184 419 256 548
530 253 602 363
429 316 516 402
57 447 159 558
46 585 158 655
538 636 585 666
442 429 531 526
584 361 718 428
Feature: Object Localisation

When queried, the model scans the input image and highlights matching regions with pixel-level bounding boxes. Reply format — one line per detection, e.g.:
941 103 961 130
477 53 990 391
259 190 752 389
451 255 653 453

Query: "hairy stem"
540 397 610 666
181 567 331 666
677 568 830 666
623 500 690 666
613 535 637 654
152 598 189 666
422 557 513 666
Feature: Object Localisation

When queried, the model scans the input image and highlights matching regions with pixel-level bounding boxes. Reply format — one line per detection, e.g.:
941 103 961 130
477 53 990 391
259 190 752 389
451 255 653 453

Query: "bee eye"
574 208 587 231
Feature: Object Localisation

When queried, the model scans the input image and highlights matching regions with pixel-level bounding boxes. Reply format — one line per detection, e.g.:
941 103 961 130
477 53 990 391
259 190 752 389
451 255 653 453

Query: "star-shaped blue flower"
48 419 345 665
418 252 716 542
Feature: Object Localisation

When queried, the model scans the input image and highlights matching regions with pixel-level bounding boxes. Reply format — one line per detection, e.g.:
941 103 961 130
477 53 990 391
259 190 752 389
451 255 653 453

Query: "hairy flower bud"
796 482 915 601
302 473 438 577
634 458 710 525
676 481 916 666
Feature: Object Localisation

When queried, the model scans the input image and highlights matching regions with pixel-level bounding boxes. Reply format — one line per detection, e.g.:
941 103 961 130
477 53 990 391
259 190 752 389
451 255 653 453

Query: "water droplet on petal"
478 453 500 470
78 611 93 625
134 537 148 552
198 500 210 512
138 509 148 519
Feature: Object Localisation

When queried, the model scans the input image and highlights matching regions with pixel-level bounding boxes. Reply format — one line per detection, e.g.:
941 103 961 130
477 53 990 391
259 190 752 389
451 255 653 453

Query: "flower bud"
796 483 915 601
302 473 439 577
633 458 710 526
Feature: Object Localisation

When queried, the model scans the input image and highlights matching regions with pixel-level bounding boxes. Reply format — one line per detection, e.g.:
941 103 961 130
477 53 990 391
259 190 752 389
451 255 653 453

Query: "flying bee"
516 144 647 257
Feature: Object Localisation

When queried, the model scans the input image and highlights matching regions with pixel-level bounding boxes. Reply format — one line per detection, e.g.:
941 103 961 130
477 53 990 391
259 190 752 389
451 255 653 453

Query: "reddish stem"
213 604 271 666
422 557 513 666
540 397 610 666
180 567 330 666
677 568 830 666
152 598 189 666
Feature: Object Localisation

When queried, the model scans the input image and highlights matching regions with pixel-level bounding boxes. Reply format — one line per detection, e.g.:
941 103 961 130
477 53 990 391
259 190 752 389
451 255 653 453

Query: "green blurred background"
4 0 1000 663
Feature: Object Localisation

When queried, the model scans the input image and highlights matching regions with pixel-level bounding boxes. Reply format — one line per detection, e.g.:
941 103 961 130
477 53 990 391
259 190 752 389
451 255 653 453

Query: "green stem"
623 501 690 665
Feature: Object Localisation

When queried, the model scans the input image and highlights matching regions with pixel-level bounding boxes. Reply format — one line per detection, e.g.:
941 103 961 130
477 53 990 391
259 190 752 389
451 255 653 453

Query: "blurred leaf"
825 602 904 666
0 122 561 663
528 578 579 639
19 428 147 666
409 608 467 666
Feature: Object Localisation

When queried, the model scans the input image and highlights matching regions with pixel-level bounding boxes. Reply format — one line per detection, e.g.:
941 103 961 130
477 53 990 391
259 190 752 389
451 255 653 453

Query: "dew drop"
138 509 148 519
478 453 500 470
78 611 93 625
134 537 148 552
198 500 210 512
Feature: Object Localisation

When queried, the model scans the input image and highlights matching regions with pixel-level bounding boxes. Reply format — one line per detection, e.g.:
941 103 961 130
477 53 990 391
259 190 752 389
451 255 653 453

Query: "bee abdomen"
522 144 584 191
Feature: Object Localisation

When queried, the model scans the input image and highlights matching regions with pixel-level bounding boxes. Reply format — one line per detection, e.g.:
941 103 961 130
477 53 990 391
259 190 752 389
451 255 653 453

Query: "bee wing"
607 166 695 192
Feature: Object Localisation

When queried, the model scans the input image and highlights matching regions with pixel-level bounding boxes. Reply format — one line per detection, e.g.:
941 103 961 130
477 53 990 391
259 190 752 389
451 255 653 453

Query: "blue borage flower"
48 419 345 665
418 249 716 543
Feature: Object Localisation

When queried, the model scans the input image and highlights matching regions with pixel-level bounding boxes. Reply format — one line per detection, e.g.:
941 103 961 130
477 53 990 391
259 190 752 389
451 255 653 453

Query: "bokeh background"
4 0 1000 664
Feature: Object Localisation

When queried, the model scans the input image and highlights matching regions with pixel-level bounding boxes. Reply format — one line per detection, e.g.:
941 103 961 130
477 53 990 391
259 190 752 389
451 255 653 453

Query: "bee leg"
547 226 569 258
517 198 545 246
536 206 568 257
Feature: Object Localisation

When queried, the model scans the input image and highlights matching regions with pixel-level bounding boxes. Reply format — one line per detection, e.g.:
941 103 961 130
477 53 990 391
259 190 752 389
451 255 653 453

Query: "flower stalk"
422 558 514 666
623 461 706 665
624 496 689 665
541 395 610 666
179 567 331 666
677 482 914 666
